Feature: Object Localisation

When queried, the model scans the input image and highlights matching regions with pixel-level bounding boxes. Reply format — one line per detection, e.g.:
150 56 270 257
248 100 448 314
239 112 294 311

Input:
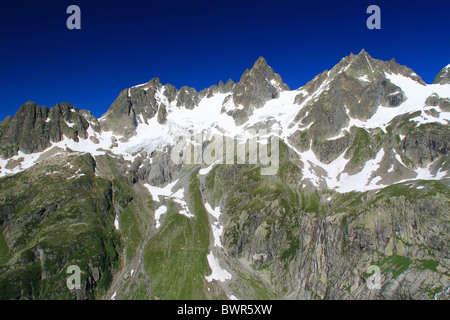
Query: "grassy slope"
0 153 129 299
144 169 212 300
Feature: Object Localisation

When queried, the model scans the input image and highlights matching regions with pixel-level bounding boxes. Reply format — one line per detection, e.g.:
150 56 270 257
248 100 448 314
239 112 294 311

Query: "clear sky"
0 0 449 121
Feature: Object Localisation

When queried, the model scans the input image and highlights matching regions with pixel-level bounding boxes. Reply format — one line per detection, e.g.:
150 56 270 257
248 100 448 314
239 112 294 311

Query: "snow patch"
199 161 218 175
205 203 224 247
326 130 348 141
154 205 167 229
114 215 120 230
410 110 449 127
394 151 408 167
205 252 231 282
358 75 370 82
171 188 194 218
132 82 148 88
290 144 390 193
144 180 179 202
144 180 193 219
67 168 85 179
335 149 386 192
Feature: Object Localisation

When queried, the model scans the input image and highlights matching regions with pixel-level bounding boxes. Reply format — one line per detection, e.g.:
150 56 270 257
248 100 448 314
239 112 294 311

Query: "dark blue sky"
0 0 449 121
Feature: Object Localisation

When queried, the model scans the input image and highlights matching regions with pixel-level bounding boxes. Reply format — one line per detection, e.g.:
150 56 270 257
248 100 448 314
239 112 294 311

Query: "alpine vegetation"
0 51 449 300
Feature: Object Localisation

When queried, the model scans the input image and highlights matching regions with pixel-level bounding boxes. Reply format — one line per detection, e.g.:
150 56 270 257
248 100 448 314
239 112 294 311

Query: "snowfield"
205 252 232 282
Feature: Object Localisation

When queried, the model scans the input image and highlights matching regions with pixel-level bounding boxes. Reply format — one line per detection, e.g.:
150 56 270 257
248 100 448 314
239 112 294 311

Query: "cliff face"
0 102 95 159
198 143 449 300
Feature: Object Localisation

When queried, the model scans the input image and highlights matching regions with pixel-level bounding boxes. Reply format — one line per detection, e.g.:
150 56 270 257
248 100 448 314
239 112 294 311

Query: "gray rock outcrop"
224 57 290 125
0 102 90 158
433 65 450 85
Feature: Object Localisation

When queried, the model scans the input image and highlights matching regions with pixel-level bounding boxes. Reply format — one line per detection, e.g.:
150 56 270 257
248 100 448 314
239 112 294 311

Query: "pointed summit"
354 49 374 64
328 49 377 80
330 49 424 84
225 56 290 125
252 56 269 70
357 48 368 56
239 56 289 90
242 56 274 79
355 49 377 64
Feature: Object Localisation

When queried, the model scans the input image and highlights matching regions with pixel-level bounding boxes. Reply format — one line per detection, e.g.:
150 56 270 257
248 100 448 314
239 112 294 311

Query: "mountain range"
0 50 449 300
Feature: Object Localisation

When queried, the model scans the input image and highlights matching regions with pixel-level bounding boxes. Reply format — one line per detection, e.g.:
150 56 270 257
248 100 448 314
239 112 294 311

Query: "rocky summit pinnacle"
251 56 270 70
224 56 290 125
0 51 449 301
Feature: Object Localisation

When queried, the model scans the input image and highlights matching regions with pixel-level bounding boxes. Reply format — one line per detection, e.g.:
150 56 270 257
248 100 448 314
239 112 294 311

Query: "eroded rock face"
433 65 450 85
402 127 449 167
425 93 450 112
0 101 90 158
146 150 180 186
287 50 445 175
206 160 449 300
100 79 162 136
224 57 290 125
294 50 407 138
176 86 200 110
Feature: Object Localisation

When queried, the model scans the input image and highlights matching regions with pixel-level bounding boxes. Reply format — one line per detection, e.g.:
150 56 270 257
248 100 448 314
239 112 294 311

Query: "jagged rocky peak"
433 64 450 85
294 49 421 130
101 74 213 136
100 77 167 136
102 56 292 134
326 49 424 85
289 49 428 152
163 83 178 103
199 79 236 99
218 78 235 93
296 49 383 100
176 86 200 110
224 56 290 125
237 56 290 94
100 89 137 137
128 78 162 96
333 49 376 76
0 101 90 158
